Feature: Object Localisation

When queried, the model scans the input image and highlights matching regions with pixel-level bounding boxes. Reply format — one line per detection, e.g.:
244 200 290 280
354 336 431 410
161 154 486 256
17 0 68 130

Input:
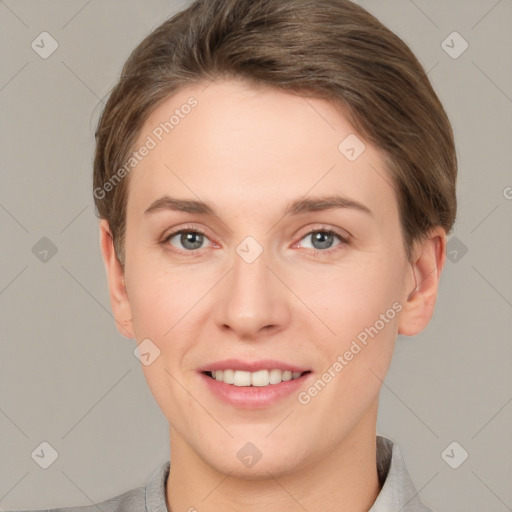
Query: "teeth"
233 370 252 386
210 369 304 386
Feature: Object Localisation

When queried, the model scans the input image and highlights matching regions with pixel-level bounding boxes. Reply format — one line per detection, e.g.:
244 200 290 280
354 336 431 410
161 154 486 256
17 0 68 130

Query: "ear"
99 219 135 339
398 226 447 336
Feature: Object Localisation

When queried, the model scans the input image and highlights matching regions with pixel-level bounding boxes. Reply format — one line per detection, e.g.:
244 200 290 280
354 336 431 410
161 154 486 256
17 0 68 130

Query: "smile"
204 369 310 387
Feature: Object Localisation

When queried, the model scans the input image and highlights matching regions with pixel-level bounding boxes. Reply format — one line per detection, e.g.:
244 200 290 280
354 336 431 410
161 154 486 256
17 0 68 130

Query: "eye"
296 228 349 254
163 229 213 254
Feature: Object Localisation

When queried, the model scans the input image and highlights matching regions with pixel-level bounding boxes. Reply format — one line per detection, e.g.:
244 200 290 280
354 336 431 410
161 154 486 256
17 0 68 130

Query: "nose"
213 241 291 340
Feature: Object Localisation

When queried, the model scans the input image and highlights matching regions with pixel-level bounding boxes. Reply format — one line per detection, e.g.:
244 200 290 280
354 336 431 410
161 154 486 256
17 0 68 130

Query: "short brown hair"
93 0 457 267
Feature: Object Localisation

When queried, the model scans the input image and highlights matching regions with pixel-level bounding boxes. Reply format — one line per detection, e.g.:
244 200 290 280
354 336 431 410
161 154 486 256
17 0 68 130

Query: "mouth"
202 369 312 387
197 359 313 408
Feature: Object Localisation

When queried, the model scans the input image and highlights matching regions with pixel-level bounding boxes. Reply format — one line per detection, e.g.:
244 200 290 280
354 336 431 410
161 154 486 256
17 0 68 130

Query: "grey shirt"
12 436 433 512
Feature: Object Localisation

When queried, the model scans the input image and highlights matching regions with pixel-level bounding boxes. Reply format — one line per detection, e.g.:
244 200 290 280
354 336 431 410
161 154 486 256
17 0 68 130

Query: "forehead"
126 79 397 222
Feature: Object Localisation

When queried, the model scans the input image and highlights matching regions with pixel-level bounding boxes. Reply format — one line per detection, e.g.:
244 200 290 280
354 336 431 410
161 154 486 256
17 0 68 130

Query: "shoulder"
6 486 145 512
7 460 171 512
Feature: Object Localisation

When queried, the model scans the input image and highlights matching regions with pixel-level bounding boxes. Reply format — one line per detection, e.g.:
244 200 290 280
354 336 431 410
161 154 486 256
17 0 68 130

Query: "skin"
99 78 446 512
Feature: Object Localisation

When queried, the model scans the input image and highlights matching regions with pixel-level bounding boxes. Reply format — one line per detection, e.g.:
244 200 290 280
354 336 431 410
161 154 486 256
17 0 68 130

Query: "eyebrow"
144 194 373 218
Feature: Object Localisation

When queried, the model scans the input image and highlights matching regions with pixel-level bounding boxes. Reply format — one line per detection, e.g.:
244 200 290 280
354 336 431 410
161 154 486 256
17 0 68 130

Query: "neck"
166 402 381 512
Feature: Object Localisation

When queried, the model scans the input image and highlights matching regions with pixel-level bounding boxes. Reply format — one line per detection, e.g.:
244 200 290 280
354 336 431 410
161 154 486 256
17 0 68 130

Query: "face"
101 78 441 479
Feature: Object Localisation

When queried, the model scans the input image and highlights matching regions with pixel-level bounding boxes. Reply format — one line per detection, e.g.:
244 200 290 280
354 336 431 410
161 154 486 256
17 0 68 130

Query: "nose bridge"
214 234 287 336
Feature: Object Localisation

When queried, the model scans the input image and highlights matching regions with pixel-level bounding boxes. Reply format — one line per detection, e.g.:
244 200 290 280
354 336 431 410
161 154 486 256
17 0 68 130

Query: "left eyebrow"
284 195 373 218
143 194 373 218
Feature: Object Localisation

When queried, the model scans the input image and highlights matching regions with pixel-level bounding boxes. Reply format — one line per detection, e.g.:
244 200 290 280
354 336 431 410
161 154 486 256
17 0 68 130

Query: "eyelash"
161 224 350 257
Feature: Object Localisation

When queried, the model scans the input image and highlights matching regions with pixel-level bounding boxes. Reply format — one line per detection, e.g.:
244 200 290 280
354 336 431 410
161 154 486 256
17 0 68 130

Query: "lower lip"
199 372 311 409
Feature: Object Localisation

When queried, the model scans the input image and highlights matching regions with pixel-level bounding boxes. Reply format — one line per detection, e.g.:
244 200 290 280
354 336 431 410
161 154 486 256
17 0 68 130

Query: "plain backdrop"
1 0 511 510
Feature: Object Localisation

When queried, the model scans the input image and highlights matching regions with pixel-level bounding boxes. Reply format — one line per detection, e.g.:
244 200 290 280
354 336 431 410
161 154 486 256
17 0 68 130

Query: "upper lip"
198 359 310 373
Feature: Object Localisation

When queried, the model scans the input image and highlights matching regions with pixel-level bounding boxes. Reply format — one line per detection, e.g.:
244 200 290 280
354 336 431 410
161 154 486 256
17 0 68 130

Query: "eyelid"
294 224 351 244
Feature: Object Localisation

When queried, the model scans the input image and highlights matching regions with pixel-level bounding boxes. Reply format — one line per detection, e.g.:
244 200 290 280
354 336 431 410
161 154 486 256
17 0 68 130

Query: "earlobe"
397 227 447 337
99 219 135 339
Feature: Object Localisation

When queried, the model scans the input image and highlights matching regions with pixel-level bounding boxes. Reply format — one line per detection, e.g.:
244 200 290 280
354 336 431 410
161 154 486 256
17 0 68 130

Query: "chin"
213 456 299 480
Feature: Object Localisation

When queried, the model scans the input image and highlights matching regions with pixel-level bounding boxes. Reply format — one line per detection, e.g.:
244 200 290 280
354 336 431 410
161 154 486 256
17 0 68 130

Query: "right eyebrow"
144 196 214 215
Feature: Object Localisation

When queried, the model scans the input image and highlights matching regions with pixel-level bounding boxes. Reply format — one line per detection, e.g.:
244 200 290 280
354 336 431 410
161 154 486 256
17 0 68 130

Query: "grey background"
0 0 511 510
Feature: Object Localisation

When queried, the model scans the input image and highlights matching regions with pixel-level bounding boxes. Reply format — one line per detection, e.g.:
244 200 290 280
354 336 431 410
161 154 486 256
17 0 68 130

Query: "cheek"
126 253 208 339
292 264 400 434
297 255 402 392
298 255 402 336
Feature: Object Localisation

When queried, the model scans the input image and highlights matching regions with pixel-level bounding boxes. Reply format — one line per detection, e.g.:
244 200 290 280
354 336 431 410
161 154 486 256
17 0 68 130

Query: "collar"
144 436 433 512
370 436 433 511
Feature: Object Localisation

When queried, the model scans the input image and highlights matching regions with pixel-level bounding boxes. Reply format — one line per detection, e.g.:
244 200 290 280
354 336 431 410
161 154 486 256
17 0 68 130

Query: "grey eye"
168 231 207 251
301 231 341 251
